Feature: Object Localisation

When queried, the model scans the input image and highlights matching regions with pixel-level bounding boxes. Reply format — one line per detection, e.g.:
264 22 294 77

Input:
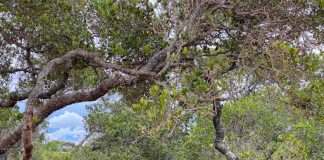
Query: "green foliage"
290 80 324 117
318 0 324 9
92 0 164 65
0 107 23 132
143 44 154 55
28 82 324 160
32 141 74 160
183 47 190 57
0 1 323 159
171 114 222 160
0 1 95 58
222 91 324 160
83 101 177 159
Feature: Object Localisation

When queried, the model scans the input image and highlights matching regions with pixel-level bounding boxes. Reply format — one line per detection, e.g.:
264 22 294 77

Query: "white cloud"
47 127 86 144
47 111 86 144
48 111 84 129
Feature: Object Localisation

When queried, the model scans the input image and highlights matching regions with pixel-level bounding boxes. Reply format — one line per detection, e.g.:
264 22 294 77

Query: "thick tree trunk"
23 102 37 160
213 101 239 160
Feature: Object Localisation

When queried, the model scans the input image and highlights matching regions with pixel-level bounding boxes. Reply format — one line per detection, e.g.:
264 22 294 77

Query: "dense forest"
0 0 323 160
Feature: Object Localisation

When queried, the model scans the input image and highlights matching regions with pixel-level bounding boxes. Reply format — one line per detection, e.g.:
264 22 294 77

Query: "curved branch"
142 43 178 71
0 75 137 154
3 2 225 157
21 49 157 159
0 128 22 156
0 45 174 158
0 67 70 109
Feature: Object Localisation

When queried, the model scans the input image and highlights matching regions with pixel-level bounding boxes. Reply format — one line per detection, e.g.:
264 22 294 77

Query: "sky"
17 93 121 144
5 54 94 144
18 101 95 144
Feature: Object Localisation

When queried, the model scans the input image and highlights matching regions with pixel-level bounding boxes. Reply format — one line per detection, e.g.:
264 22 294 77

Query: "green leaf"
111 3 119 15
143 44 153 54
132 104 141 111
149 85 160 97
319 0 324 9
183 47 189 56
215 54 224 64
139 97 148 107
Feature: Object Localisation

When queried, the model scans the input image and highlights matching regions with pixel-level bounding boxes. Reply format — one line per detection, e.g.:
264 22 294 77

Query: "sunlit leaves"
0 0 322 159
0 107 23 132
149 85 159 97
222 91 324 159
83 100 181 159
319 0 324 9
183 47 189 57
143 44 154 55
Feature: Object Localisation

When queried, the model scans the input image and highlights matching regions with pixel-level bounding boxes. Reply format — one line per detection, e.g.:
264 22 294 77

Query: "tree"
82 101 182 159
31 141 75 160
0 0 322 159
65 84 324 159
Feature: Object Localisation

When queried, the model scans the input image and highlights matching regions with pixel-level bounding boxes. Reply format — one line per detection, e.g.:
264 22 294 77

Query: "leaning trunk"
213 101 239 160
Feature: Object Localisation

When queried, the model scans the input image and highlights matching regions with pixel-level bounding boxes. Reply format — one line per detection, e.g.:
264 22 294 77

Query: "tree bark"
213 101 239 160
0 150 8 160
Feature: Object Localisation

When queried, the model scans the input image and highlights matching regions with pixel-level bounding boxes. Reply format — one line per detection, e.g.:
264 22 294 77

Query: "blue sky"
17 93 121 144
9 64 98 144
18 101 96 144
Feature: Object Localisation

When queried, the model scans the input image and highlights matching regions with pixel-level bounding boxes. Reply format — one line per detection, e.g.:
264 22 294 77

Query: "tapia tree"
0 0 323 159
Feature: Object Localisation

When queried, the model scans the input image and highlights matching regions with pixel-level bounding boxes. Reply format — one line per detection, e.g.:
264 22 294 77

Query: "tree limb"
21 49 158 159
0 76 138 155
0 66 70 109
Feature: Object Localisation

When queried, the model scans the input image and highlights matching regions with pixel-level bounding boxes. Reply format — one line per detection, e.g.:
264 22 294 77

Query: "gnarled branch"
21 49 158 159
0 76 137 155
0 65 71 109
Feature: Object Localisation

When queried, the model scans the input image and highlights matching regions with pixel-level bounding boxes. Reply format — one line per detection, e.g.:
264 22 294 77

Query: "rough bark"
0 150 8 160
213 101 239 160
0 92 29 109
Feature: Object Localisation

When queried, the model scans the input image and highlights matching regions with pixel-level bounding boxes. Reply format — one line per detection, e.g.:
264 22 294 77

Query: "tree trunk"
213 101 239 160
0 150 8 160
